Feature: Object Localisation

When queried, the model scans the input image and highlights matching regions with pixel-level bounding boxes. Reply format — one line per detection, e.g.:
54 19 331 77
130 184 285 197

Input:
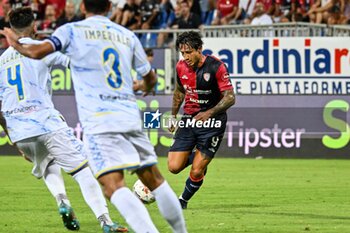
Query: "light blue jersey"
0 38 70 142
48 16 151 134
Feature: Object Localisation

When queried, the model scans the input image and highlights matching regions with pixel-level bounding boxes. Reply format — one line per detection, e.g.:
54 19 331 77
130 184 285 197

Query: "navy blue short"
169 113 227 158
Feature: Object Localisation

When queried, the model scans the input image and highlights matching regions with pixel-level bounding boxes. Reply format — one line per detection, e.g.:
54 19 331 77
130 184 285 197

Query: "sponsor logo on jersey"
189 98 209 104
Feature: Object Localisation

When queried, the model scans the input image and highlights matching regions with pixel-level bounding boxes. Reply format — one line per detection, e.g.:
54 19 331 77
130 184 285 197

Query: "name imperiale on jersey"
83 28 131 47
203 38 349 75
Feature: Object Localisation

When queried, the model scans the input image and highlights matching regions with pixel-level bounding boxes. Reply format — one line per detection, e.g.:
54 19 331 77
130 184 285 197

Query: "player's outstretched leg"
72 167 128 232
137 165 187 233
43 162 80 230
98 171 159 233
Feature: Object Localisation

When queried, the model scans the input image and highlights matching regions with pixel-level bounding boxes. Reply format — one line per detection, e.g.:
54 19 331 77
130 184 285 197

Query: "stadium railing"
33 23 350 45
201 22 328 37
330 25 350 37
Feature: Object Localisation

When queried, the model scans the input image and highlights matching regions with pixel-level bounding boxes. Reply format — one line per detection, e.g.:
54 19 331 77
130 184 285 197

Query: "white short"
84 131 158 178
16 128 88 178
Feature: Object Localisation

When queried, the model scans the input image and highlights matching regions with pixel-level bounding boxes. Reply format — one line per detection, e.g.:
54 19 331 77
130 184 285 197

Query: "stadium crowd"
1 0 350 48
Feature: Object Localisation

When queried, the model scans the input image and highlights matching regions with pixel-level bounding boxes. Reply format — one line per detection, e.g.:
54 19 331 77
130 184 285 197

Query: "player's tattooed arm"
194 89 235 121
211 89 235 115
171 82 185 117
168 82 185 133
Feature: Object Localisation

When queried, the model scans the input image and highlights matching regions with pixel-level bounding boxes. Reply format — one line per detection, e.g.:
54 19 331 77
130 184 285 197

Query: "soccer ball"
133 179 155 204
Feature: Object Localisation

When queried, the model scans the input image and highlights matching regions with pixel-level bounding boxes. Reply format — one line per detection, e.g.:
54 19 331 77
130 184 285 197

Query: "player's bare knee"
190 168 205 179
169 168 181 174
168 163 182 174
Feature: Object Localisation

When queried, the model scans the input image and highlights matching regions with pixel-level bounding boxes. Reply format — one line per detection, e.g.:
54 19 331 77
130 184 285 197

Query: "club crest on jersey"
203 73 210 82
181 75 188 79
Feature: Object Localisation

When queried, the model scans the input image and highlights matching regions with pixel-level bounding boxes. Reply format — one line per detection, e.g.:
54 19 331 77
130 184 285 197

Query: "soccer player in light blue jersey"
0 108 80 231
0 1 187 232
0 7 128 233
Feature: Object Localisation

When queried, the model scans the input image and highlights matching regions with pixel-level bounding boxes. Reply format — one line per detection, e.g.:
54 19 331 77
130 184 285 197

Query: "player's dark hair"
83 0 110 14
8 7 34 30
176 31 203 51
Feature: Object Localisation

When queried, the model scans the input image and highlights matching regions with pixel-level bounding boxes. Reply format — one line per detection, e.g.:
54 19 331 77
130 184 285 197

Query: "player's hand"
168 124 176 133
194 110 213 122
133 80 155 97
12 143 31 162
22 154 33 162
0 27 19 47
168 116 177 133
133 80 141 91
142 87 155 97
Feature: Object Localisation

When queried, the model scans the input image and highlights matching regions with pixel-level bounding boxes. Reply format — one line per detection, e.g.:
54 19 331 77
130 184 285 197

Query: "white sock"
43 162 70 206
110 187 159 233
152 181 187 233
97 213 114 227
73 167 110 221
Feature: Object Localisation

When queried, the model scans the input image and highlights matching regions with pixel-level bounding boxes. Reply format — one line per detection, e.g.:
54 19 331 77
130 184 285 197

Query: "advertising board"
203 38 350 95
1 95 349 158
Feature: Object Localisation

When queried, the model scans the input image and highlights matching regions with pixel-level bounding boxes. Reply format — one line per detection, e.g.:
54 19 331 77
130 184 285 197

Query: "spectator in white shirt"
250 2 274 24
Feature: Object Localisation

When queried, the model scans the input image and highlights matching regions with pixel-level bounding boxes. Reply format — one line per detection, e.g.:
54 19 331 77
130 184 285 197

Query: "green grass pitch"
1 156 350 233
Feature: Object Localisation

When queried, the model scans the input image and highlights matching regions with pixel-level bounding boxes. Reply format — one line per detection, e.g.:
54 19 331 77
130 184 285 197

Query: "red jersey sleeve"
176 61 184 87
216 63 233 92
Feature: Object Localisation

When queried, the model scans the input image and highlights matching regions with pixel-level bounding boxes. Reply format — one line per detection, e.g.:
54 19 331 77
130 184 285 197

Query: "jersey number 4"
7 64 24 101
103 48 122 89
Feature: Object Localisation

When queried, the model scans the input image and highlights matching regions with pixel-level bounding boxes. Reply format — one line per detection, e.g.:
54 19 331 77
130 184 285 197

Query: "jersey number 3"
103 48 122 89
7 64 24 101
